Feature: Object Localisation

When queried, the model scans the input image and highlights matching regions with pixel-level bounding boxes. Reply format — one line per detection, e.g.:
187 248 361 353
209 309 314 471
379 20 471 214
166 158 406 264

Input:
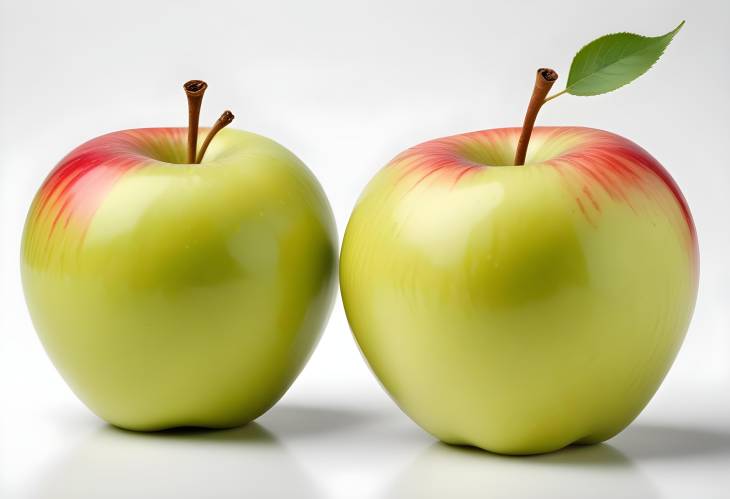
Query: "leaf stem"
514 68 558 166
543 88 567 104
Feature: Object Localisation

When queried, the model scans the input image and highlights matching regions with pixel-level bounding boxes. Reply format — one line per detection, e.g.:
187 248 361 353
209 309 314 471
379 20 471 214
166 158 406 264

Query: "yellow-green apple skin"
21 128 337 431
341 127 698 455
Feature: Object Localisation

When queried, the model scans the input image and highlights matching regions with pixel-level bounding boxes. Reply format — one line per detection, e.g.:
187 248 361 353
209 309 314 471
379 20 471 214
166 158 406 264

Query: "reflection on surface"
27 406 730 499
29 422 318 499
387 423 730 499
387 440 659 499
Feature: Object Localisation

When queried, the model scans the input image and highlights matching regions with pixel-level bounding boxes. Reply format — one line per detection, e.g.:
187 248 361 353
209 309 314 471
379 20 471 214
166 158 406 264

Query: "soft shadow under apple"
257 402 390 437
385 422 730 499
609 422 730 461
28 420 319 499
385 435 659 499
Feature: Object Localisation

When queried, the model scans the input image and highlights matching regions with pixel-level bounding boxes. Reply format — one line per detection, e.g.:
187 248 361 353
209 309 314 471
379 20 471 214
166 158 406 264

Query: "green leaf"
565 21 684 96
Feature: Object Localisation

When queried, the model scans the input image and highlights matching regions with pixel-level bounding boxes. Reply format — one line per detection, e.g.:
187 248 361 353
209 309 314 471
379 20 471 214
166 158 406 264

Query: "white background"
1 1 729 497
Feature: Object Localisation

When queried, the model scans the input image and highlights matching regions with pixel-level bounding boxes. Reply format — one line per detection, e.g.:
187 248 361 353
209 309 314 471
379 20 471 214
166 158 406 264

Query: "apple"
340 125 698 454
21 82 337 430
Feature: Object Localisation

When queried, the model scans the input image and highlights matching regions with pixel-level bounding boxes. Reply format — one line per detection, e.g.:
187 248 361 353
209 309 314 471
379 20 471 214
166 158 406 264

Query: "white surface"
1 1 729 498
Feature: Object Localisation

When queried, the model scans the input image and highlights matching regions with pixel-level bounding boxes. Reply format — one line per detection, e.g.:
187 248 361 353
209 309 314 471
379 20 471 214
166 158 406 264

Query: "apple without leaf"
21 82 337 430
340 23 696 454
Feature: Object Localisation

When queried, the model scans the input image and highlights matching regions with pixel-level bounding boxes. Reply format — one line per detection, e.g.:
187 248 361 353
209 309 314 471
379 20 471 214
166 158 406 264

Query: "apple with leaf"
341 22 696 454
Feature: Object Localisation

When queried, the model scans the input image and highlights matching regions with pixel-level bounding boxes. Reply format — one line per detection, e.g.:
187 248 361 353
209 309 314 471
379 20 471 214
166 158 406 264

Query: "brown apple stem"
184 80 208 164
513 68 558 166
196 111 235 163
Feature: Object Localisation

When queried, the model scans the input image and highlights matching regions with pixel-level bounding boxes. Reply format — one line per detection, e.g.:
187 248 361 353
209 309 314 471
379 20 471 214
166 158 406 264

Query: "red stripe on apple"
391 126 696 245
31 129 188 240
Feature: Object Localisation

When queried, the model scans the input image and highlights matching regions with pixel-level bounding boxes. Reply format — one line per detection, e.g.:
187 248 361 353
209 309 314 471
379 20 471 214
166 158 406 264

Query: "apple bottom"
25 266 336 431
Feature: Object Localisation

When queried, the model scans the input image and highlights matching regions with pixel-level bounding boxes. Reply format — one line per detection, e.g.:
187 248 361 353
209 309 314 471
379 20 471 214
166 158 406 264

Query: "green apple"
340 126 698 454
22 126 337 430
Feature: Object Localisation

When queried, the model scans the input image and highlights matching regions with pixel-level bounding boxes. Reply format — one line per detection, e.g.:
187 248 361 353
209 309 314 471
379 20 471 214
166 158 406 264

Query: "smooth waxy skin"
341 127 698 454
22 128 337 430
